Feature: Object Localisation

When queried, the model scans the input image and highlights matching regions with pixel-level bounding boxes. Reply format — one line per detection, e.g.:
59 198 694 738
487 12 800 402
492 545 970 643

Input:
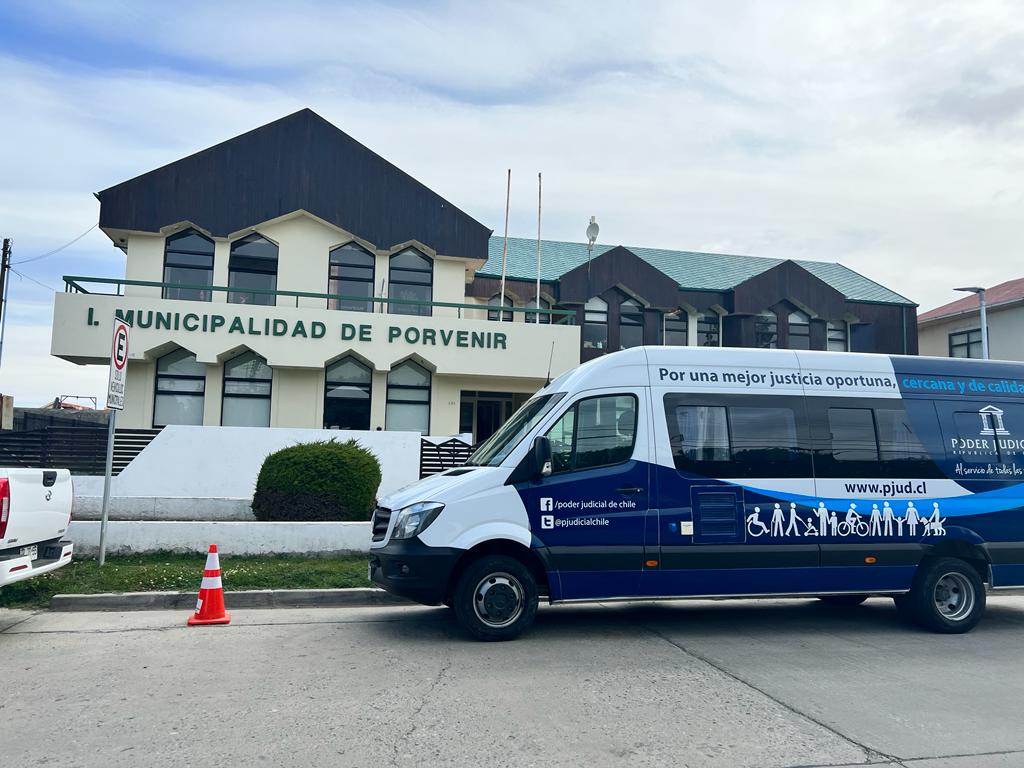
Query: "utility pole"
0 239 11 367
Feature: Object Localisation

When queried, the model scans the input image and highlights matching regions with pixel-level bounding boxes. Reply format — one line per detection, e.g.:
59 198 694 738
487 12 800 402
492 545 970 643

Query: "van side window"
545 394 637 474
814 398 943 478
664 395 810 477
828 408 879 462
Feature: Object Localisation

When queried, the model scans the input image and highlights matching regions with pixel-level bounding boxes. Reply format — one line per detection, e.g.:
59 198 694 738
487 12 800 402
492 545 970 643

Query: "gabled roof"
97 109 492 259
479 237 914 305
918 276 1024 323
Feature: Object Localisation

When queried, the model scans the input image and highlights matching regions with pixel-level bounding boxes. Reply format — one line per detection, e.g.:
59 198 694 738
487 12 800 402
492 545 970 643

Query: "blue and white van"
369 347 1024 640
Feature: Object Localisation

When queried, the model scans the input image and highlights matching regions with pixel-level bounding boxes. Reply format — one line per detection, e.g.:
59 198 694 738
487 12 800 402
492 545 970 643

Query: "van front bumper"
369 539 461 606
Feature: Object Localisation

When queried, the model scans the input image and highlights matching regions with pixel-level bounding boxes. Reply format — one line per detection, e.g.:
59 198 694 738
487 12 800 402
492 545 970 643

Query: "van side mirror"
532 435 553 479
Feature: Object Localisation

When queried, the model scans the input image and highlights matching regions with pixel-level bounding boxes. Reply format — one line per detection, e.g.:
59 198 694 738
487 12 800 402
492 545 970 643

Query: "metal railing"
63 276 577 324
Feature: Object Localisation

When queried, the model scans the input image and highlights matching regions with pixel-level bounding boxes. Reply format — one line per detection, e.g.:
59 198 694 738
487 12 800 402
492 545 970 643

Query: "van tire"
452 555 538 641
817 594 868 607
906 557 985 634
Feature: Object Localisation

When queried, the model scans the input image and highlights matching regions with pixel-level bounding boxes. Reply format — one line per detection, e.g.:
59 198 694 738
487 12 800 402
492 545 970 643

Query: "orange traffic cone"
187 544 231 626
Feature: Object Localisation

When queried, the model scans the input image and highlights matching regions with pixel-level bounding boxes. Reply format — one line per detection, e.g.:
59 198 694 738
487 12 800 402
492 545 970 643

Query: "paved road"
4 596 1024 767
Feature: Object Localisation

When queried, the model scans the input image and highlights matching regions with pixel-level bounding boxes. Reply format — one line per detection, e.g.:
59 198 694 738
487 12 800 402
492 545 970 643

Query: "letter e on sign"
106 316 132 410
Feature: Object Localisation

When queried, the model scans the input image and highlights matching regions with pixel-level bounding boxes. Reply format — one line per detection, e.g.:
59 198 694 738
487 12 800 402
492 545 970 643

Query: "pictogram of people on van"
745 500 945 538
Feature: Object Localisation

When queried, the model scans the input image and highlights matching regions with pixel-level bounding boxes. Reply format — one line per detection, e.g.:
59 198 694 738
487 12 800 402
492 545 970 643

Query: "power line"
10 267 57 292
13 222 98 265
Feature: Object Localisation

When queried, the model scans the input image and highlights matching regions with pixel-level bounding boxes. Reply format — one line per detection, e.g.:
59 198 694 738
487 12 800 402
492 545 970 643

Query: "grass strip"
0 552 371 609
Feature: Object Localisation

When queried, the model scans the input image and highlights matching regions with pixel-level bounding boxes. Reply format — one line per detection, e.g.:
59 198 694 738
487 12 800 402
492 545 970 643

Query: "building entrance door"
475 400 504 442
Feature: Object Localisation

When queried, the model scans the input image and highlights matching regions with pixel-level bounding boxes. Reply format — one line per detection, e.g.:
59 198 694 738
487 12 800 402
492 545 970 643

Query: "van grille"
371 507 392 542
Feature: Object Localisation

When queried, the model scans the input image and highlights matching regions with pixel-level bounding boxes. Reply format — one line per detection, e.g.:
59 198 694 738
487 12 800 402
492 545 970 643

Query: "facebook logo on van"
540 498 554 512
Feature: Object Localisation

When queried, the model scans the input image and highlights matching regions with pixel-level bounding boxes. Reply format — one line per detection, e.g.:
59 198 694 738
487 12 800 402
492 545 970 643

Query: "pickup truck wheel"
907 557 985 634
817 594 868 607
452 555 538 641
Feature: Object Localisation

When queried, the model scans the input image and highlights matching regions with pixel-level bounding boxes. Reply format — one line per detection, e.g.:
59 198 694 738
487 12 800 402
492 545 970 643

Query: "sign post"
99 316 130 566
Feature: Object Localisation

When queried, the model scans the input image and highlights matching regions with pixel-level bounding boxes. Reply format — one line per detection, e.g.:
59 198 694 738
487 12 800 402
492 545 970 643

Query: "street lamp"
954 286 989 359
585 216 599 303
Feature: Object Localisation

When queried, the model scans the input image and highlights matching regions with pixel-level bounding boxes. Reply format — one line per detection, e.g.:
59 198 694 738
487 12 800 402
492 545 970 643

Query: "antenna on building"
499 169 511 322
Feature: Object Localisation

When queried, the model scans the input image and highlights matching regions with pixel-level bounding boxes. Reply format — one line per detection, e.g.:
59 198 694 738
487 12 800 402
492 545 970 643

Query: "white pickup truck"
0 469 74 587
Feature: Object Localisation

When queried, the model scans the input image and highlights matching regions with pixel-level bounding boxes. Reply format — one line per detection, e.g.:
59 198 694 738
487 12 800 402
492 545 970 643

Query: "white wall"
68 520 371 555
73 425 421 501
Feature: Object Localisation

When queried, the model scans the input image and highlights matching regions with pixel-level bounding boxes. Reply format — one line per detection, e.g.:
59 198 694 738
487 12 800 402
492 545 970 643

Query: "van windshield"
466 393 565 467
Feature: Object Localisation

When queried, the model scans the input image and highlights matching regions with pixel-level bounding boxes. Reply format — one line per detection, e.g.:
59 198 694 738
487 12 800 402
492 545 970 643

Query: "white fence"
69 520 372 556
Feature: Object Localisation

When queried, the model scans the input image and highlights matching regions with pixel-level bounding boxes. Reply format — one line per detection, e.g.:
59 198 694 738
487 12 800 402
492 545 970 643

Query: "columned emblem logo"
979 405 1010 436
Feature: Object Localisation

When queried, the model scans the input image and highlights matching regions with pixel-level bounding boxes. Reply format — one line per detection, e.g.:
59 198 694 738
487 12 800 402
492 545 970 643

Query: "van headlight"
390 502 445 540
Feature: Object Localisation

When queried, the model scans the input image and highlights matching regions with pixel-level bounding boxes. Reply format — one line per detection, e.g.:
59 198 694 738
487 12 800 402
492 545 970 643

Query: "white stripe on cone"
205 552 220 570
200 576 223 590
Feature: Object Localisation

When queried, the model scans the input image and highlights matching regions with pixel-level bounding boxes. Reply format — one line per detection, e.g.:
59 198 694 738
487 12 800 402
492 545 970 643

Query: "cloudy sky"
2 0 1023 406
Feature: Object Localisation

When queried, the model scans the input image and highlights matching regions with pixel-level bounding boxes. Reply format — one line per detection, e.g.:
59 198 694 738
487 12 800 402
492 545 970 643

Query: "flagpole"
499 169 511 322
535 172 542 324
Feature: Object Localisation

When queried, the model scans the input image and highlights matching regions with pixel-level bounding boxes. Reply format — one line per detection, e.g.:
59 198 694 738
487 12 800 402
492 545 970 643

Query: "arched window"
153 349 205 427
788 310 810 349
228 234 278 305
664 310 688 346
329 243 375 313
525 296 551 324
386 360 431 433
324 357 372 430
221 352 272 427
487 294 513 321
697 312 721 347
388 249 432 316
163 229 214 301
619 298 644 349
755 312 778 349
583 297 608 350
827 321 849 352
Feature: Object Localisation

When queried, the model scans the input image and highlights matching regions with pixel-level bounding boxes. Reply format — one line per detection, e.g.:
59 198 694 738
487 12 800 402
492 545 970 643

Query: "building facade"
50 109 917 441
918 277 1024 361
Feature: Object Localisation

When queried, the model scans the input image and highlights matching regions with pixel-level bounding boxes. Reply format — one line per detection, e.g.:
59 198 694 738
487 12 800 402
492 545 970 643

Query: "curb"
50 588 411 612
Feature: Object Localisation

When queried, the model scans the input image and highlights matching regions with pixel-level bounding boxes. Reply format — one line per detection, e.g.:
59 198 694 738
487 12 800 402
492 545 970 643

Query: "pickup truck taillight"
0 479 9 539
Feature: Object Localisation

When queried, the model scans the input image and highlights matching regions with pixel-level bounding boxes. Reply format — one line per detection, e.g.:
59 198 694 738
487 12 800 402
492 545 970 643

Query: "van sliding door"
650 393 819 597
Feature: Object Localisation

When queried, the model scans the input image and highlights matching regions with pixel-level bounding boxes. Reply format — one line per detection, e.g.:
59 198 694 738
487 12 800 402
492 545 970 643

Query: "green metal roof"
479 237 914 306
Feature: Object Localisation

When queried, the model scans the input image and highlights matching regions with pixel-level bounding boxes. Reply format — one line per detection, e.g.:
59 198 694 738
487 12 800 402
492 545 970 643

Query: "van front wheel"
452 555 538 641
908 557 985 634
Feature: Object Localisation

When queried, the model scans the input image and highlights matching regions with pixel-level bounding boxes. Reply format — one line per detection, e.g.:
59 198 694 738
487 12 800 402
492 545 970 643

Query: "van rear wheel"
452 555 538 641
907 557 985 634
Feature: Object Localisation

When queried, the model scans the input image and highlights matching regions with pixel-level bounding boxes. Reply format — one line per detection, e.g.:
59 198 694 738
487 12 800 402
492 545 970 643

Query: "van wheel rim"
934 572 975 621
473 572 524 628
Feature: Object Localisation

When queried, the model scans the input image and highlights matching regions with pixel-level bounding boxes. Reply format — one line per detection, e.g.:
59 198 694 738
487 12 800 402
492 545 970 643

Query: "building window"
228 234 278 305
153 349 205 427
619 299 644 349
329 243 375 313
221 352 272 427
827 321 849 352
755 312 778 348
388 249 432 316
583 296 608 350
163 229 214 301
487 294 513 321
949 328 983 358
525 296 552 324
788 310 810 350
386 360 431 433
664 311 688 346
697 312 720 347
324 356 372 430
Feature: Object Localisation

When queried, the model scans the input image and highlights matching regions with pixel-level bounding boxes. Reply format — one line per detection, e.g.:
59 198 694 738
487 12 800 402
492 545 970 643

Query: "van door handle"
616 486 644 495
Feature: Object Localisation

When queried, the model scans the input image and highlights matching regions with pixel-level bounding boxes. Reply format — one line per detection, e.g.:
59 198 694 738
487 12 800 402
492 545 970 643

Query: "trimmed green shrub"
251 439 382 522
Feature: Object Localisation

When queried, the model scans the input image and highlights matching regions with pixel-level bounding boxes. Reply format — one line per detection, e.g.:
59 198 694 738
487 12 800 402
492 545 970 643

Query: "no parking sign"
106 317 131 410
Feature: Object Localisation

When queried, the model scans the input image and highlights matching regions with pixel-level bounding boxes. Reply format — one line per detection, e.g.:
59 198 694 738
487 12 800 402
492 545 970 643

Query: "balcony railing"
63 276 577 324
